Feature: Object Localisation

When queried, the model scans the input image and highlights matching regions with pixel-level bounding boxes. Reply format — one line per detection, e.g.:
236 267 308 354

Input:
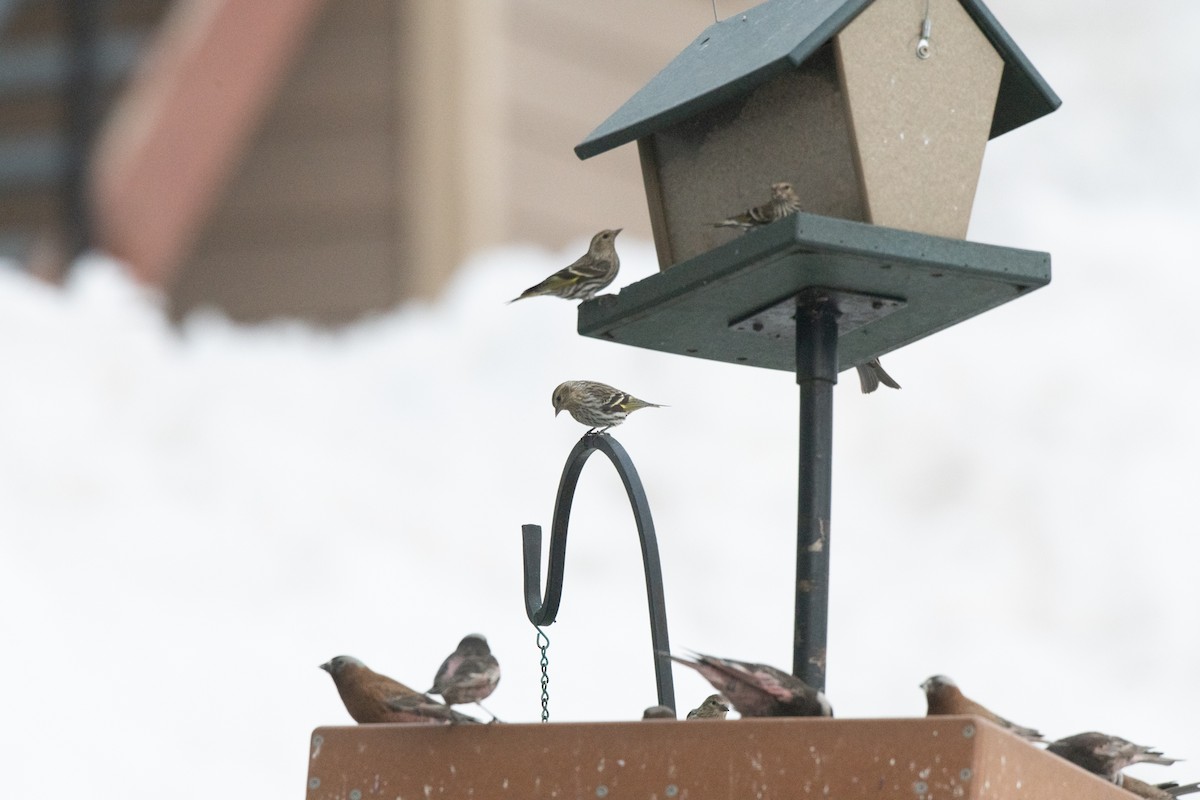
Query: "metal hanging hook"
521 433 675 712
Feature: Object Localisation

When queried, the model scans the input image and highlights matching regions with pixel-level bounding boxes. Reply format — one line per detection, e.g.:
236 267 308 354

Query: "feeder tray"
306 716 1128 800
578 211 1050 373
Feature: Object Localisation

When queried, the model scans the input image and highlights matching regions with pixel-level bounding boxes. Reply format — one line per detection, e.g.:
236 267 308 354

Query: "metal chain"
535 626 550 722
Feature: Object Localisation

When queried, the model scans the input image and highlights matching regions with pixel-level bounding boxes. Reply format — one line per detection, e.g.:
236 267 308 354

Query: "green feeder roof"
575 0 1060 160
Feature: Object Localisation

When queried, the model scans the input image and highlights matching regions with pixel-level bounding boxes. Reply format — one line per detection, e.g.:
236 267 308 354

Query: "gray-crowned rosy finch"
1047 732 1179 783
427 633 501 719
920 675 1043 741
713 182 802 231
669 651 832 718
319 655 479 724
510 229 622 302
552 380 662 433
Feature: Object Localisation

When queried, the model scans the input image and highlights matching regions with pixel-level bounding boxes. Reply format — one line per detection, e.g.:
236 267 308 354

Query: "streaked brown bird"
669 651 832 718
1122 777 1200 799
427 634 501 718
687 694 731 720
509 229 622 303
552 380 663 433
713 182 802 231
1047 732 1179 783
320 655 478 724
642 705 676 720
856 358 901 394
920 675 1043 741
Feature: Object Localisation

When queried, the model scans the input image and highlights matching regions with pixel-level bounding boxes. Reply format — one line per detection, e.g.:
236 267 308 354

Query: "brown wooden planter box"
305 715 1129 799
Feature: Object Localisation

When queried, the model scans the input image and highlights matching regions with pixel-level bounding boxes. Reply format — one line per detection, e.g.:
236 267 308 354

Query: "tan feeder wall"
640 0 1003 272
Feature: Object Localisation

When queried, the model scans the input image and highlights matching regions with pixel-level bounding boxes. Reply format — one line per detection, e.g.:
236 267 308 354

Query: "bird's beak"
613 228 623 236
554 408 561 417
319 661 332 673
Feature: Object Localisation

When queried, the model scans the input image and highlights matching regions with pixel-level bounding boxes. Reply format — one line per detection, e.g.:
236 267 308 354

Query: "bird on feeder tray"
1121 777 1200 800
856 358 901 394
687 694 731 720
712 182 802 231
427 633 501 721
642 705 676 720
1047 731 1180 784
319 655 480 724
920 675 1043 741
552 380 663 434
509 228 623 303
714 182 901 396
668 651 832 718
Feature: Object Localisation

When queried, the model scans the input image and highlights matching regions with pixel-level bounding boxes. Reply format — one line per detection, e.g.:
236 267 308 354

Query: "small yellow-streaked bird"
713 182 802 230
551 380 663 434
687 694 731 720
509 229 622 303
856 358 901 394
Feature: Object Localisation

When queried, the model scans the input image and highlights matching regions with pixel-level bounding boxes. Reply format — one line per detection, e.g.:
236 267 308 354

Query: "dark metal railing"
521 433 675 712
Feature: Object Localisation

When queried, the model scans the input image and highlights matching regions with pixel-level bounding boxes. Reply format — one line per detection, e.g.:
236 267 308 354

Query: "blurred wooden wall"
89 0 757 323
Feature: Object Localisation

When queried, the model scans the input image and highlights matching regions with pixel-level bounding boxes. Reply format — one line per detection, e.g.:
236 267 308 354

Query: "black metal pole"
794 291 838 690
62 0 102 261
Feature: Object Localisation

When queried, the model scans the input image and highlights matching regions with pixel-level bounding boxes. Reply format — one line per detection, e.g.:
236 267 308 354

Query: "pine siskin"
509 229 622 303
686 694 730 720
713 182 802 231
855 358 901 394
551 380 663 434
1047 732 1179 784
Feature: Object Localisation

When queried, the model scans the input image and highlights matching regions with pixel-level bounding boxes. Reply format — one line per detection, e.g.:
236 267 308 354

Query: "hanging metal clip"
916 4 933 59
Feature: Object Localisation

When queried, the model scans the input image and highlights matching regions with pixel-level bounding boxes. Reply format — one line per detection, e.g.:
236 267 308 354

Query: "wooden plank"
306 717 1130 800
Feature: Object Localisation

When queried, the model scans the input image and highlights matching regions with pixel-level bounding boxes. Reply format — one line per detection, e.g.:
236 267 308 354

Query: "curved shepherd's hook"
521 433 675 712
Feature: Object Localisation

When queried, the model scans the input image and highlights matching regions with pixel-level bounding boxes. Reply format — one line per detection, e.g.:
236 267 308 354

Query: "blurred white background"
1 1 1198 797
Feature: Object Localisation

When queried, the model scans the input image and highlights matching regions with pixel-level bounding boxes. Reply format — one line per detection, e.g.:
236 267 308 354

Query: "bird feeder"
307 2 1100 798
576 0 1058 269
573 0 1059 690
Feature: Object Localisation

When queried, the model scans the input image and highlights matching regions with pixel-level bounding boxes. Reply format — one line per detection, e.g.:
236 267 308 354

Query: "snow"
2 1 1198 796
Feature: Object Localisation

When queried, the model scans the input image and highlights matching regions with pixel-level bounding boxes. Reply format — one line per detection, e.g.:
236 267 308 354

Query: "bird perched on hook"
856 358 901 394
668 651 832 718
509 229 622 303
712 182 802 231
920 675 1042 741
320 655 479 724
1121 777 1200 799
687 694 731 720
427 634 501 719
552 380 663 434
1047 732 1180 783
